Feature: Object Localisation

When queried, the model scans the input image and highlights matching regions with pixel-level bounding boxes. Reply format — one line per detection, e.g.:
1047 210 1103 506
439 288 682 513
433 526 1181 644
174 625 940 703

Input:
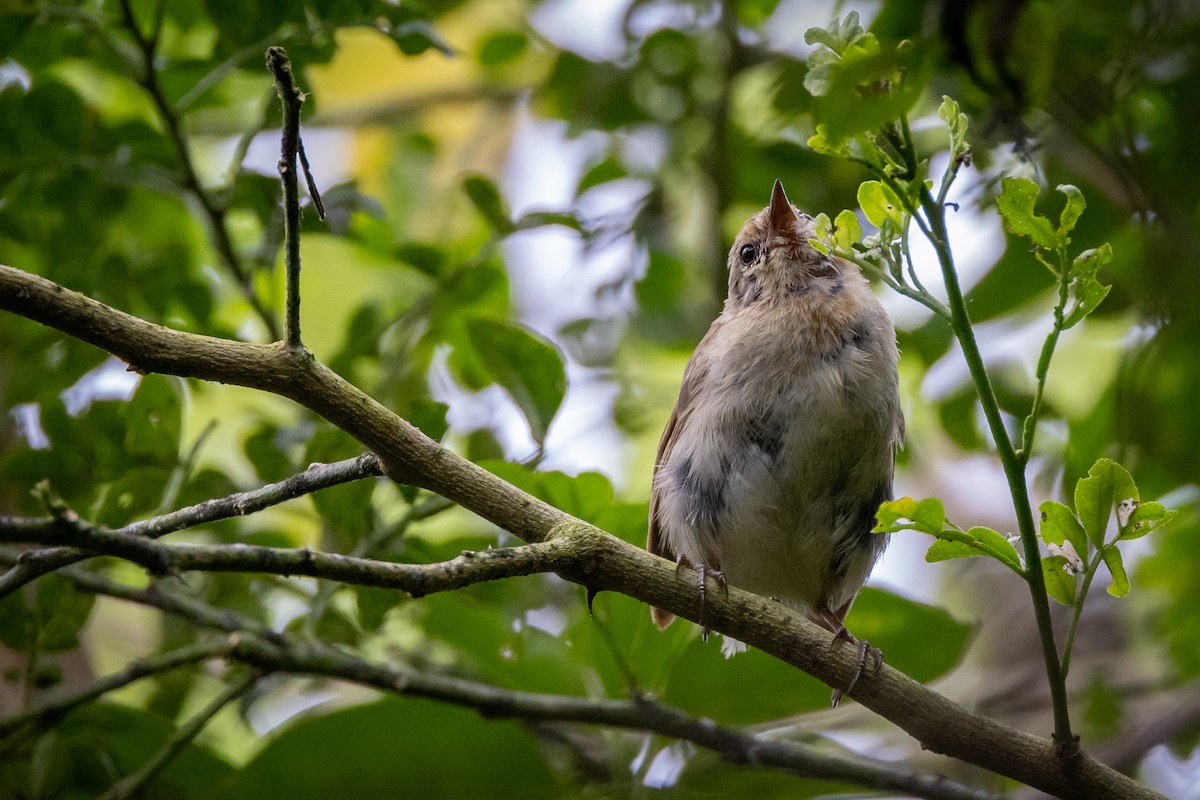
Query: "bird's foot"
695 562 727 642
830 632 883 707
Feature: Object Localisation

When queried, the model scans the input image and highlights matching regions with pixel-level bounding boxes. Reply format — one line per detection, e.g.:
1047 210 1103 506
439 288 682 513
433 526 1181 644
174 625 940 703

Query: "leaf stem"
1021 256 1071 463
1060 550 1103 679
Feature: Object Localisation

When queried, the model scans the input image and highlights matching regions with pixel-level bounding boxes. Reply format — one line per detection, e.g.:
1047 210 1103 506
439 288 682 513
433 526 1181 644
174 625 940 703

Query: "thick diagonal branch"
0 262 1162 800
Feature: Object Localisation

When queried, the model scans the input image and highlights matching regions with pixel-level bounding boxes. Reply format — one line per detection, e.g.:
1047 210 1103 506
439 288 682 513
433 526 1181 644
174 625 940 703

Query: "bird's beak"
766 178 800 241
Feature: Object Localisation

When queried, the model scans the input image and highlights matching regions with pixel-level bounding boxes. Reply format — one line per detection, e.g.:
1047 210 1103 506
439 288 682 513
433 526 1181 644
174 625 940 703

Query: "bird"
646 179 903 700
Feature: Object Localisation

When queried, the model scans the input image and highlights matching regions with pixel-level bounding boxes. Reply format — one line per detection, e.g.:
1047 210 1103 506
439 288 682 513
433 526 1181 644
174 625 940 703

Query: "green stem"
844 251 950 319
918 186 1075 748
1021 258 1071 463
101 671 256 800
1060 550 1103 679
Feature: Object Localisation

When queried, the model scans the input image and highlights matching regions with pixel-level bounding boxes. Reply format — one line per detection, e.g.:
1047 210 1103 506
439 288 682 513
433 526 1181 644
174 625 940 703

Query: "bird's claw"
830 638 882 707
695 563 726 642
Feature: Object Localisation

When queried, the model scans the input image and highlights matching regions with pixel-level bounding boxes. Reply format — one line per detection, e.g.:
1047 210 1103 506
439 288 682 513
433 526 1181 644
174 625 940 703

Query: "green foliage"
465 318 566 446
1 0 1198 795
880 458 1175 607
0 703 234 799
211 698 556 800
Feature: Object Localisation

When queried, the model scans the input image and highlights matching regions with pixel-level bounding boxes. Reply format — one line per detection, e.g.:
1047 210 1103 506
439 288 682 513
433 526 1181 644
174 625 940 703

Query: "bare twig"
0 637 237 739
265 46 309 348
0 520 576 596
100 671 257 800
0 454 384 598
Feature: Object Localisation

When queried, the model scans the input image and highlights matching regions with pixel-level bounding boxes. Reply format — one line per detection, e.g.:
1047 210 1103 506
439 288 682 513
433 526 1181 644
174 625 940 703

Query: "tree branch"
0 637 237 740
33 560 1000 800
0 454 382 598
0 520 578 597
0 262 1163 799
232 637 1003 800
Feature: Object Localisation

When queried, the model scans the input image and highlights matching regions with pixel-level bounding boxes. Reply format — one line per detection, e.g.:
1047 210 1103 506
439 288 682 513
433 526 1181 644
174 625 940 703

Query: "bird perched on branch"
647 180 903 701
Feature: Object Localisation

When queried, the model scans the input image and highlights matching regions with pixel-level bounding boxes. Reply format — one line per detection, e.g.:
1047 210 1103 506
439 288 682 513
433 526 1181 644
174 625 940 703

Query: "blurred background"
1 0 1199 797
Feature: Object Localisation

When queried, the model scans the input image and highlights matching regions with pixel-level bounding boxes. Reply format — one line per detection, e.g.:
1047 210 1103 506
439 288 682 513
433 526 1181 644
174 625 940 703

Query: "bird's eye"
739 243 759 265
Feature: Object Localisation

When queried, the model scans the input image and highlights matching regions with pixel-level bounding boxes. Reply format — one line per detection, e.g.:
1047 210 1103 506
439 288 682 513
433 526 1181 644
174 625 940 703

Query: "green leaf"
925 539 980 562
576 157 627 194
802 48 840 96
1039 499 1088 556
923 527 1021 572
660 587 971 722
1120 501 1177 540
1102 545 1130 597
1056 184 1085 237
803 11 867 57
123 375 183 467
1063 280 1112 329
476 31 527 66
483 461 615 524
1069 242 1113 283
0 590 33 650
513 210 582 233
807 125 853 158
220 698 556 800
391 20 454 57
461 174 514 234
1063 243 1113 328
843 588 972 683
874 496 946 535
857 180 904 227
832 209 862 252
1074 458 1136 546
635 250 686 313
967 526 1023 571
996 177 1059 250
36 573 96 652
1042 556 1077 606
938 95 971 163
464 318 566 445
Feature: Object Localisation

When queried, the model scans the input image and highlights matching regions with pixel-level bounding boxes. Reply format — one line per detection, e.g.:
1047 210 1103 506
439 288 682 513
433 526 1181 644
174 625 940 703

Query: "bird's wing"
647 319 724 628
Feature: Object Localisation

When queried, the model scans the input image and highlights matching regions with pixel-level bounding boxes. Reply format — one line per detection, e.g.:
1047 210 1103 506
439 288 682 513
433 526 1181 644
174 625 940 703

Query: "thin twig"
0 637 237 739
265 46 306 348
100 670 257 800
117 0 281 340
0 454 383 598
229 636 1002 800
0 520 577 597
917 184 1075 750
1020 252 1071 462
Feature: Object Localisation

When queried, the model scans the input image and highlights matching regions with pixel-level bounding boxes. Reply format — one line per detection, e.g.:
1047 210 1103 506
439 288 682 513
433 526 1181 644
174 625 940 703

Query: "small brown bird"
647 180 903 693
